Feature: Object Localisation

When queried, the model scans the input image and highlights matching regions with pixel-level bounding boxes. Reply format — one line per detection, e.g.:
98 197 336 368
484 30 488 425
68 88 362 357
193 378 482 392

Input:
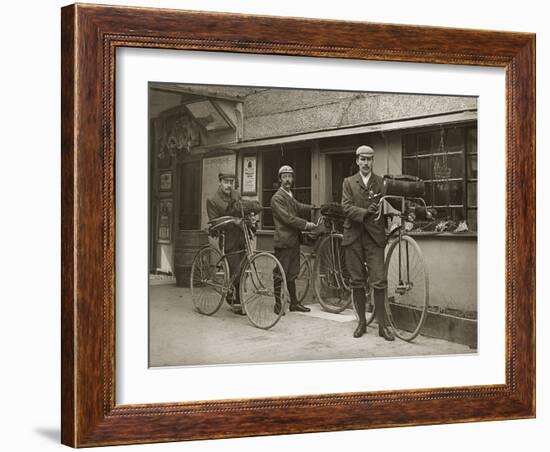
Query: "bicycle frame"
213 213 268 294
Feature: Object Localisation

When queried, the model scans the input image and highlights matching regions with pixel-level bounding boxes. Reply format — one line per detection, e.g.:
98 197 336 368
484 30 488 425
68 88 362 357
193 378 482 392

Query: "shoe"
289 303 311 313
353 322 367 338
232 304 246 316
378 324 395 341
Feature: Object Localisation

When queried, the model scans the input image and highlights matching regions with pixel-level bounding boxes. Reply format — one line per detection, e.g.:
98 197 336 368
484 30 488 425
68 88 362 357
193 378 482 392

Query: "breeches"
344 231 386 290
273 246 300 283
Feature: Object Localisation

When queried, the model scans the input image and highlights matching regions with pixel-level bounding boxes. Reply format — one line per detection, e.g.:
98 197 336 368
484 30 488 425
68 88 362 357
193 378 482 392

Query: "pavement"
149 284 474 367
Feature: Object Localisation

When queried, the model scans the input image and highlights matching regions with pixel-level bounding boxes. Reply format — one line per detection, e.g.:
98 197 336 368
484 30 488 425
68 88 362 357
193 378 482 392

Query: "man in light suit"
271 165 316 314
342 145 395 340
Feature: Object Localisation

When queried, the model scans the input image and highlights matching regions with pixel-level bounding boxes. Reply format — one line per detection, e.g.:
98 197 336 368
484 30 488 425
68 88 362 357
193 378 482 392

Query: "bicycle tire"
295 251 312 304
312 234 352 313
240 252 288 330
384 235 429 341
190 246 229 316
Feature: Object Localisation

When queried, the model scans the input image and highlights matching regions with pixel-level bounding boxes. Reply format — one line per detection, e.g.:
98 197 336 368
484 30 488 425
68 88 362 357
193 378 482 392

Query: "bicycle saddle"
207 216 239 235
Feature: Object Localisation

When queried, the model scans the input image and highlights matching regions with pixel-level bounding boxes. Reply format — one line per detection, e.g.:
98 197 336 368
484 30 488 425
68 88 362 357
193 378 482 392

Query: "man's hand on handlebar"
305 221 317 231
365 202 379 216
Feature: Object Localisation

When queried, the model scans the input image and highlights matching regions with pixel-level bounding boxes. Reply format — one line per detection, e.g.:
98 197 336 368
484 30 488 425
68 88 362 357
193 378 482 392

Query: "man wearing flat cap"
206 172 246 315
341 145 395 340
271 165 317 314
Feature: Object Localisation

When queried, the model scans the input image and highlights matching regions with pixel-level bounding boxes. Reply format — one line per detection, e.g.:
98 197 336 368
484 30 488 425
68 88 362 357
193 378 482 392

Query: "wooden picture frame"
61 3 535 447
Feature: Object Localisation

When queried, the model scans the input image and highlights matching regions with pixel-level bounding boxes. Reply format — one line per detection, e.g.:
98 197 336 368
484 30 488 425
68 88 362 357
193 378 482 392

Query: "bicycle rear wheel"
384 235 429 341
312 234 352 313
295 251 312 304
190 246 229 315
240 252 288 329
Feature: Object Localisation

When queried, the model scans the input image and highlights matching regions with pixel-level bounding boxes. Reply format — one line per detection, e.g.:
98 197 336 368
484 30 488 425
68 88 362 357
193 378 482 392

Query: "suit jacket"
271 188 311 249
206 187 244 251
341 172 386 248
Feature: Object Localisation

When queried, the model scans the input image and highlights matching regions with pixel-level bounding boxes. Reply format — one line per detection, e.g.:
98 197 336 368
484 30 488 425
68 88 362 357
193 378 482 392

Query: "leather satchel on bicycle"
382 174 425 197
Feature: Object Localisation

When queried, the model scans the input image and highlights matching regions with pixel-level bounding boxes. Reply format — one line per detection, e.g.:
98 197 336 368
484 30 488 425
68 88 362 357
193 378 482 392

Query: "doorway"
329 153 357 202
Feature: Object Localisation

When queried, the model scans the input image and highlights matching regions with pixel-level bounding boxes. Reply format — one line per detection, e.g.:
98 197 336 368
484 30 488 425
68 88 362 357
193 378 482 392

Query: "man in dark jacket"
206 172 246 315
271 165 316 314
342 145 395 340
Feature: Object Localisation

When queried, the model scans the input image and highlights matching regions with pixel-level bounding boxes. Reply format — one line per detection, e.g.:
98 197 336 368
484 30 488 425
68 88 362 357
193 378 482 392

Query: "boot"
273 273 285 315
352 287 367 338
288 281 310 312
374 288 395 341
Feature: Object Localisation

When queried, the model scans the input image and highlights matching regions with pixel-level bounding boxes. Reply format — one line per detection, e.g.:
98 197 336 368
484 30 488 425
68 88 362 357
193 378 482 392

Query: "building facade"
149 84 478 318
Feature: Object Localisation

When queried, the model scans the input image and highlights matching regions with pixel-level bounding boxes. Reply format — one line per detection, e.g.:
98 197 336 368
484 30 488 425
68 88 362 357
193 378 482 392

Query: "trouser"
344 230 387 326
273 246 301 308
220 236 245 304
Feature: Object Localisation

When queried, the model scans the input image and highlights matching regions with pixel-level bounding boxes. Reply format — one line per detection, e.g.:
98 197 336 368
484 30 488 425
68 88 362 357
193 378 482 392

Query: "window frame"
401 122 477 230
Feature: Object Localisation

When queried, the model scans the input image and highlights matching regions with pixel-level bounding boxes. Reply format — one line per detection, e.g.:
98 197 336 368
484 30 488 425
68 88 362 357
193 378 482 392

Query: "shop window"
261 147 311 229
402 124 477 231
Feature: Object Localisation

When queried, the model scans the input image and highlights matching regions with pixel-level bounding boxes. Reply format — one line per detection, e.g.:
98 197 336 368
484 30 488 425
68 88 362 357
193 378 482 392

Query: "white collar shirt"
360 172 371 188
281 188 293 198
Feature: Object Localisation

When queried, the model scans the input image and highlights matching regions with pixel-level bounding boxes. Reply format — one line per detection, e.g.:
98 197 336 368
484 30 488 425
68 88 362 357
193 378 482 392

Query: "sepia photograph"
148 82 478 367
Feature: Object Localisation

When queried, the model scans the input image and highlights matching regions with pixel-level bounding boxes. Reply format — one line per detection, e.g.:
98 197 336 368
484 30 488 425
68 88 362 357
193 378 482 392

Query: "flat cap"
218 172 236 180
356 145 375 157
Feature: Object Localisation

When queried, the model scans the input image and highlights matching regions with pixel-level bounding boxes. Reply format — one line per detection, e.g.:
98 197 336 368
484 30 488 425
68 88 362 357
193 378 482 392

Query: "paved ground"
149 284 474 367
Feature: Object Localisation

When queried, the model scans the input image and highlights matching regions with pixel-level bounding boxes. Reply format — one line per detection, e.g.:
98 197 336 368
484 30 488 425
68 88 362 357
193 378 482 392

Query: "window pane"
436 207 450 219
450 207 465 221
418 156 432 180
445 127 465 153
467 128 477 154
448 154 465 178
467 182 477 207
403 134 417 157
434 181 450 206
448 180 464 205
417 133 433 155
467 155 478 179
423 182 433 206
403 158 417 176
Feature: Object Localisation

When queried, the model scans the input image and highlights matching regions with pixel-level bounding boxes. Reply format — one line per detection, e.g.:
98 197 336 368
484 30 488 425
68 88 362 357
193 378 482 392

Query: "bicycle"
377 194 430 341
189 205 289 330
307 196 430 341
307 205 375 324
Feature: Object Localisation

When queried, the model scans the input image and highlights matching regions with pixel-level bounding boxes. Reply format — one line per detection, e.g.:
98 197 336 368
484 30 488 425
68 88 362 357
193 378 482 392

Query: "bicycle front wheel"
190 246 229 315
384 235 429 341
312 234 352 313
295 251 312 304
240 252 288 330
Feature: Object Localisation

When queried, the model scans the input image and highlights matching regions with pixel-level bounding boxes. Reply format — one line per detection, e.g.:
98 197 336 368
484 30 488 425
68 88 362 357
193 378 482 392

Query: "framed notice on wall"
242 154 257 195
158 170 172 192
157 198 173 243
